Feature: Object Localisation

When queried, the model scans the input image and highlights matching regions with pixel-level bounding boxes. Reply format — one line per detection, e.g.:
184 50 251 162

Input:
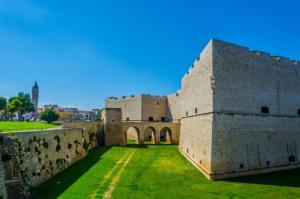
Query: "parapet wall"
0 123 101 199
62 121 104 147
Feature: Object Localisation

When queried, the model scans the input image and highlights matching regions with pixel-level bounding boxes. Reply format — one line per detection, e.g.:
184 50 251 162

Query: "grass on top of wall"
0 121 59 133
31 145 300 199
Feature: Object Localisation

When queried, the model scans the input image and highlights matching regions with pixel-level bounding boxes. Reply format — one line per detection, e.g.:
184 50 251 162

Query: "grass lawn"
31 145 300 199
0 121 59 132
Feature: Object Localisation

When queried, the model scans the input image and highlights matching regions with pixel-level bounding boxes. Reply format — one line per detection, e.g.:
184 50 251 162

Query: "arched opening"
144 126 157 144
125 126 140 145
159 127 172 144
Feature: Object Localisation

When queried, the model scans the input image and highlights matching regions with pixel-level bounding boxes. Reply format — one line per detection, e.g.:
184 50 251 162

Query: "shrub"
40 109 60 124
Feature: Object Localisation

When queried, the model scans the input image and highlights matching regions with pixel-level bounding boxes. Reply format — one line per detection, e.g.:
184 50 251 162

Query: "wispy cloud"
0 0 48 21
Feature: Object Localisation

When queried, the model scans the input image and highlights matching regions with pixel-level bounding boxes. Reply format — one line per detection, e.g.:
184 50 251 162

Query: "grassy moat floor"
0 121 59 132
30 145 300 199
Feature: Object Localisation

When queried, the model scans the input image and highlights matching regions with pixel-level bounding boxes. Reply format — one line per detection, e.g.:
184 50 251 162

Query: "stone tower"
32 81 39 112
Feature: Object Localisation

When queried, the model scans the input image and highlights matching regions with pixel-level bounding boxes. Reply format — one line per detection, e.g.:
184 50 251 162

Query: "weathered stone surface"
0 121 101 198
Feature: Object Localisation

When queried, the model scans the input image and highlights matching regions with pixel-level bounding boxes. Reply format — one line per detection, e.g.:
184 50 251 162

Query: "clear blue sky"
0 0 299 109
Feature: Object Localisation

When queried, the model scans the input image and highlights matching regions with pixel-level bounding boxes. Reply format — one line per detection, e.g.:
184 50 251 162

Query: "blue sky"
0 0 299 109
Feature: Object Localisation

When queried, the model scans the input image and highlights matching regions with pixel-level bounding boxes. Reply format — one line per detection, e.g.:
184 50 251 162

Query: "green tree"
7 97 22 120
0 97 7 120
0 97 6 110
17 92 35 115
40 109 60 124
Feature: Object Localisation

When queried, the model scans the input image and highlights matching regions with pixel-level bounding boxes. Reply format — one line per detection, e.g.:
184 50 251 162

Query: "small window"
126 117 129 121
186 111 188 116
186 148 189 153
199 160 202 164
261 106 269 114
156 102 159 105
240 164 244 169
195 108 198 114
148 117 154 121
289 155 296 162
297 109 300 116
161 117 166 122
266 161 270 166
112 119 115 123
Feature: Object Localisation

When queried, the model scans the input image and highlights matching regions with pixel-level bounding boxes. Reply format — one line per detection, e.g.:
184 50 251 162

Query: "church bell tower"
32 81 39 112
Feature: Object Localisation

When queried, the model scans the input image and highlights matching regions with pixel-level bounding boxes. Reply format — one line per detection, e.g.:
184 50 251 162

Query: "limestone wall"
166 93 181 122
212 39 300 115
179 40 214 117
179 114 213 176
209 39 300 178
104 108 124 146
105 96 142 121
0 161 6 199
0 127 97 198
178 39 214 175
62 121 103 147
211 114 300 178
105 95 168 122
141 95 167 121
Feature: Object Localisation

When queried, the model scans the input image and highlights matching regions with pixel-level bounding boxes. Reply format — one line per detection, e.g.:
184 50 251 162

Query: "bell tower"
32 81 39 112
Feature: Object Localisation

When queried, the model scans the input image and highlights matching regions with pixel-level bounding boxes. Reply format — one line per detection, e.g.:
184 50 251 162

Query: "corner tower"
32 81 39 111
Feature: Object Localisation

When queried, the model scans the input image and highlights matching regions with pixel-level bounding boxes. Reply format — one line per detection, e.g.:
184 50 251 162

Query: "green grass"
0 121 59 132
31 145 300 199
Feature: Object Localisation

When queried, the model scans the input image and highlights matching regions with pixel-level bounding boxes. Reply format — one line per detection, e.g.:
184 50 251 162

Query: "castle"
105 39 300 179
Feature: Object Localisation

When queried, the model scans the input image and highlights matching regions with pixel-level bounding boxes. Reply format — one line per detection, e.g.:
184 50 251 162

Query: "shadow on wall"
224 167 300 188
30 146 111 199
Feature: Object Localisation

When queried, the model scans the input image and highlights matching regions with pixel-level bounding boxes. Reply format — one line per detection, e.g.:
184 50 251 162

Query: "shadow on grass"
225 167 300 188
30 146 111 199
125 144 149 148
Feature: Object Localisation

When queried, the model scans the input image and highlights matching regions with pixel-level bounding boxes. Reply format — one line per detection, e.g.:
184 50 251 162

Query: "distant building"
32 81 39 112
44 104 59 110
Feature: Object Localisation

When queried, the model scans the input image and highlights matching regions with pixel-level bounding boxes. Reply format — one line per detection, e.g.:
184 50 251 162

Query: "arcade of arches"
125 126 174 145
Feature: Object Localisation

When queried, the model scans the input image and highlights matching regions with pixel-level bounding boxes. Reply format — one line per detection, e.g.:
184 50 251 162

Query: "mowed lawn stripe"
57 147 130 199
103 149 136 199
89 149 134 199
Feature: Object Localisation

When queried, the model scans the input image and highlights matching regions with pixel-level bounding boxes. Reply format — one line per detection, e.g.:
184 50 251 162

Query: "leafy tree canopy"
0 97 7 111
40 109 60 124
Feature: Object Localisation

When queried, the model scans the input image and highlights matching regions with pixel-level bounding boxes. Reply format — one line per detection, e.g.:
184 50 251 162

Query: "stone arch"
144 126 157 144
159 127 173 144
125 126 141 145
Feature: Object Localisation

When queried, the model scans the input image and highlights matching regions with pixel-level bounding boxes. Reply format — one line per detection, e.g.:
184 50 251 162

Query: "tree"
0 97 7 120
0 97 6 111
17 92 35 115
7 97 22 120
40 109 60 124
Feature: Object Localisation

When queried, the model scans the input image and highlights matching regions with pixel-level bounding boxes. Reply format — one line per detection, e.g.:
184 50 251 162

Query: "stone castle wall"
141 95 167 121
209 39 300 178
0 122 101 198
0 160 7 199
106 95 168 122
105 96 142 121
176 39 300 179
178 40 214 176
62 121 103 147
